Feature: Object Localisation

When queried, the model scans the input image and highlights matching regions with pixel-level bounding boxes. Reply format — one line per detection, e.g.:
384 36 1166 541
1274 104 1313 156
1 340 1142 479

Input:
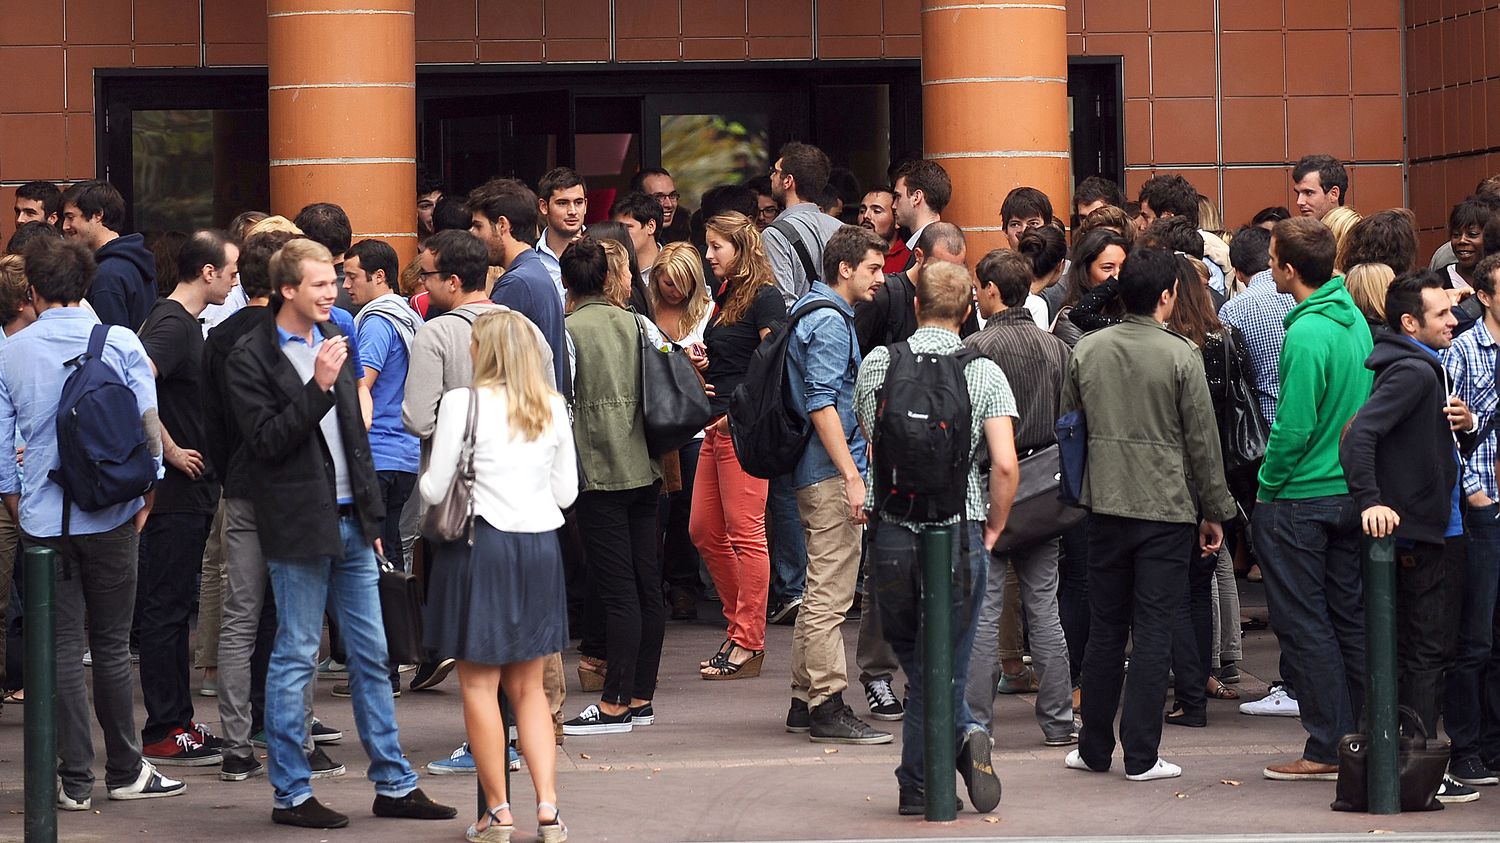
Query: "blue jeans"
1252 496 1365 765
1446 505 1500 763
768 473 807 605
868 520 986 791
264 515 417 808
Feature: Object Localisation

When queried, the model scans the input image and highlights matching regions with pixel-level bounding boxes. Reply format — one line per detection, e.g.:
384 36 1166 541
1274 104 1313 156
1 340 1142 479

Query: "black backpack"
728 299 840 479
49 324 157 534
872 342 981 523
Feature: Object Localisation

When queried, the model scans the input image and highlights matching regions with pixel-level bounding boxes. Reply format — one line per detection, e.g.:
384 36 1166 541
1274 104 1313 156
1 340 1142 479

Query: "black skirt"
423 518 569 666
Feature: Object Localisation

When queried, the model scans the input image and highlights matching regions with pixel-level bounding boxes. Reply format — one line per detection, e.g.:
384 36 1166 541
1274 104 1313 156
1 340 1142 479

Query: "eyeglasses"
418 269 444 279
756 206 778 220
650 191 680 203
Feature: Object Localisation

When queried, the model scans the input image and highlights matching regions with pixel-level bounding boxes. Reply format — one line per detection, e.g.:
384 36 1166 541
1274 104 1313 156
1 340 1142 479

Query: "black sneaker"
669 588 698 621
562 704 633 735
786 698 810 733
768 594 803 625
809 694 893 745
372 787 457 820
897 784 963 816
409 658 456 692
1437 774 1481 804
1451 756 1500 787
957 728 1001 813
192 722 224 750
311 718 343 743
272 796 349 829
220 755 264 782
864 678 904 721
628 702 655 726
308 746 346 779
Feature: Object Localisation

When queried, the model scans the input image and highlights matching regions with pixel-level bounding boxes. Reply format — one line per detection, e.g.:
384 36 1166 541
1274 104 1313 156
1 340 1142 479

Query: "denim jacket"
786 282 868 490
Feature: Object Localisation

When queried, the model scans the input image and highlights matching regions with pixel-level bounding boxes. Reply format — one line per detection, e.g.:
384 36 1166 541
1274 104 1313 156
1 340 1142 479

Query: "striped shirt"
962 307 1071 453
1217 269 1295 424
1444 321 1500 498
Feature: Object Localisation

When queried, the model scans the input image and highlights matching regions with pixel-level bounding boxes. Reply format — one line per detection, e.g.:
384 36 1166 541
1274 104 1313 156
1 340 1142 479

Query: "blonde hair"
599 239 632 309
1325 205 1364 272
705 211 776 326
1197 195 1224 236
0 255 29 318
269 237 333 292
246 215 302 238
916 261 974 324
1344 262 1395 323
470 309 556 441
650 241 710 340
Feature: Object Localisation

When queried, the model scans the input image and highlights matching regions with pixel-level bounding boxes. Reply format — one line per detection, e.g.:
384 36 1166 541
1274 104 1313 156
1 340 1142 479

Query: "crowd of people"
3 142 1500 836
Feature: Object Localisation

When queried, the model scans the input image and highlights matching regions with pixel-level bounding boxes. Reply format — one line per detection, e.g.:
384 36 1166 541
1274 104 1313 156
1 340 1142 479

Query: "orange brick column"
267 0 416 263
920 0 1070 264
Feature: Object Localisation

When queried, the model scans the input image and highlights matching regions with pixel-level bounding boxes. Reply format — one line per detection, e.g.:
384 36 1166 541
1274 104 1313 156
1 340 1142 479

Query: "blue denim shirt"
786 281 868 490
0 307 162 537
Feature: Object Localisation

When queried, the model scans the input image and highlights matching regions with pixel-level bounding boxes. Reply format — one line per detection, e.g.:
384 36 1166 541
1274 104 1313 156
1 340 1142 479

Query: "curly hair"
705 212 775 326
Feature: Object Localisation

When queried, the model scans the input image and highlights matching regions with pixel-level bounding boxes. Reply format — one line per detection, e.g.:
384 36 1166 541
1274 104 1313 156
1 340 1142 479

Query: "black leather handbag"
1220 329 1269 474
377 553 424 666
992 444 1086 556
637 316 712 458
1331 706 1449 813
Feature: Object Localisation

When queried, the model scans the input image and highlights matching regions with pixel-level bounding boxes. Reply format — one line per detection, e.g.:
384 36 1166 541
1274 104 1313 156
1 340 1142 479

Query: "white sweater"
419 387 578 533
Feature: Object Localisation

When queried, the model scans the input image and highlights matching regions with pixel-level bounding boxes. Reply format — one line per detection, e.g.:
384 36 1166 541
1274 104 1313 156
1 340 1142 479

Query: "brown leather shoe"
1263 757 1339 781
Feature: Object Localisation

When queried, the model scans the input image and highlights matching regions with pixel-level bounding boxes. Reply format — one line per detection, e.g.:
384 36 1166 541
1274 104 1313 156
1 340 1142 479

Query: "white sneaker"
1125 758 1183 781
56 779 91 811
107 760 186 800
1065 749 1103 772
81 650 92 667
1239 685 1300 717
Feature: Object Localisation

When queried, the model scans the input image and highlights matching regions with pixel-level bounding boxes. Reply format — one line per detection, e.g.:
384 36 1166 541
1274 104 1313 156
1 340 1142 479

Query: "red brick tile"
1123 97 1152 166
1285 0 1349 29
1346 164 1404 213
417 40 476 63
1486 11 1500 80
1442 86 1461 156
883 35 920 58
479 0 543 39
204 0 267 44
1349 29 1401 95
66 113 97 181
477 40 544 63
1220 32 1284 96
819 0 880 36
66 0 132 46
616 38 681 61
681 37 745 60
1351 95 1403 161
1066 0 1084 34
0 0 64 45
681 0 745 38
748 36 812 59
1286 30 1350 95
0 113 67 181
134 0 200 44
67 46 133 113
1149 32 1215 98
1219 0 1281 29
1148 0 1213 31
615 0 679 39
1067 34 1084 55
133 44 199 66
415 0 478 41
1083 33 1150 99
1223 97 1287 163
0 47 66 114
1350 0 1401 27
748 0 811 37
1487 80 1500 151
1084 0 1148 32
545 0 608 39
1150 98 1217 164
1222 166 1293 230
545 38 610 62
818 35 883 59
1287 95 1352 162
885 0 920 35
206 42 269 66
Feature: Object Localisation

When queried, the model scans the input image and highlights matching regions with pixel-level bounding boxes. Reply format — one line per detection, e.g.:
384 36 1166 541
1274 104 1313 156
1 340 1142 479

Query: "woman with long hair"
1324 205 1363 274
1017 225 1067 329
421 310 577 843
691 212 787 678
1053 227 1129 345
1344 261 1396 339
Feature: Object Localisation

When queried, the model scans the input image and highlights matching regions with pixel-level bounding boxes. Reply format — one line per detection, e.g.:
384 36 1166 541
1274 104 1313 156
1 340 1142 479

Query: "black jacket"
224 318 380 560
203 306 275 498
1341 332 1476 545
90 233 156 329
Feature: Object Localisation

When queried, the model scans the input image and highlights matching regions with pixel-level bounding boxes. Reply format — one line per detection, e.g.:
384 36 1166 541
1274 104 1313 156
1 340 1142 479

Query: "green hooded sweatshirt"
1256 275 1374 501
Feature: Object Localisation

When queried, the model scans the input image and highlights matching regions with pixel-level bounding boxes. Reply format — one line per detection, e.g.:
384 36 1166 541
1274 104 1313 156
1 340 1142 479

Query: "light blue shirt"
0 307 161 537
535 233 568 303
786 282 868 490
276 325 354 504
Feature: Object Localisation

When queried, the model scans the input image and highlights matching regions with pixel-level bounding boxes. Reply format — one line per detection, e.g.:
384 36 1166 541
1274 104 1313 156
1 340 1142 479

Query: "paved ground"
1 583 1499 841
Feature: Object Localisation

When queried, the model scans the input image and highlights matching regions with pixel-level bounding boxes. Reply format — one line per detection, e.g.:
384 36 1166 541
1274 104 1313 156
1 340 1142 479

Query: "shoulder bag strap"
770 219 819 283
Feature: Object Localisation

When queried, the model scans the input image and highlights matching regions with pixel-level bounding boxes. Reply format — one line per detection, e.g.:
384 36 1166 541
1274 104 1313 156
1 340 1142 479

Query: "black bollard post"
921 525 956 822
24 546 56 842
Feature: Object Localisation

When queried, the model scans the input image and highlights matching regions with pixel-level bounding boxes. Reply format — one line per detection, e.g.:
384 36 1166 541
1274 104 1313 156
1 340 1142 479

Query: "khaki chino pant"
789 476 862 709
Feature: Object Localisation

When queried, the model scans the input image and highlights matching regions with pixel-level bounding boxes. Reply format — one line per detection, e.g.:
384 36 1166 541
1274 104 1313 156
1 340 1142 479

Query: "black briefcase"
377 555 424 666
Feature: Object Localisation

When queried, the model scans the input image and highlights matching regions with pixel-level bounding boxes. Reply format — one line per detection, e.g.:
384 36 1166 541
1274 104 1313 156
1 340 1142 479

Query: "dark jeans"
1252 495 1364 765
1448 507 1499 764
1396 538 1463 738
768 473 807 605
577 483 665 705
1057 517 1090 687
1170 549 1218 716
868 520 986 790
137 511 212 744
661 439 704 596
1078 515 1193 776
375 471 417 571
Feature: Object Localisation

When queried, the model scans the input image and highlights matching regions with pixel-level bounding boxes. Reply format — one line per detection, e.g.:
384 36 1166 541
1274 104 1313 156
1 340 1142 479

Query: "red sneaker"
142 727 221 766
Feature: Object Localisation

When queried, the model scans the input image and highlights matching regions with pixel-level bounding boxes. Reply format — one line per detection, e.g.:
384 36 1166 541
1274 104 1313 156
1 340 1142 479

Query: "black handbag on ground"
418 388 479 545
377 553 424 666
1331 706 1449 813
1219 329 1270 474
637 315 712 458
991 443 1086 555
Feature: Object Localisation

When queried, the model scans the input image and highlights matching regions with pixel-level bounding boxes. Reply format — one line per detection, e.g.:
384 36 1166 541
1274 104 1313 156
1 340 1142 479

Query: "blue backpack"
49 324 156 533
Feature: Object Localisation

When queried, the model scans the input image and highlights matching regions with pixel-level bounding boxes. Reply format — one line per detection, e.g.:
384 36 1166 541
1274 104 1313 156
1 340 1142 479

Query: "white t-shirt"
1024 294 1049 330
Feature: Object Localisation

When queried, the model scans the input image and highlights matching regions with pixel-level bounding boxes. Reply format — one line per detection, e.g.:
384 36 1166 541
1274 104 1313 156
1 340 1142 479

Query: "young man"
1137 174 1230 294
468 177 569 392
416 172 443 242
1218 226 1294 426
763 141 845 310
1444 253 1500 788
964 248 1076 747
1254 217 1373 782
633 167 689 244
1061 246 1237 782
136 230 238 766
611 190 664 283
0 237 180 807
1292 154 1349 221
60 180 155 329
292 202 355 312
783 225 891 746
225 237 453 829
14 180 61 230
1073 176 1126 222
855 261 1018 815
535 167 587 301
1001 187 1053 250
857 187 910 273
890 159 951 270
1343 269 1478 804
748 175 779 231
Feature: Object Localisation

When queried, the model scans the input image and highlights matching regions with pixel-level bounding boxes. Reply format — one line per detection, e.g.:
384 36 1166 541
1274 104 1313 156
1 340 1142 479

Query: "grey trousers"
855 572 901 686
34 521 144 796
218 498 315 763
965 537 1075 740
1210 546 1243 667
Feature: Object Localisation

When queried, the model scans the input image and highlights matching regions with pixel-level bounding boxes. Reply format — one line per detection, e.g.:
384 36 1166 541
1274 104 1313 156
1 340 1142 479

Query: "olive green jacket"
1060 314 1237 525
566 299 661 492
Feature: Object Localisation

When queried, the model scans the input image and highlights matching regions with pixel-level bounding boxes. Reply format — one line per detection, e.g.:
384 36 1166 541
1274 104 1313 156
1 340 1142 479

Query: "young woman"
651 243 715 620
421 310 576 843
1053 227 1129 345
1017 225 1067 329
690 212 786 679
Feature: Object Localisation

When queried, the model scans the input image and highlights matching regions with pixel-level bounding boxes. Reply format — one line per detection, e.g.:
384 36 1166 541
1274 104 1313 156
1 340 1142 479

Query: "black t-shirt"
703 284 786 416
139 297 218 513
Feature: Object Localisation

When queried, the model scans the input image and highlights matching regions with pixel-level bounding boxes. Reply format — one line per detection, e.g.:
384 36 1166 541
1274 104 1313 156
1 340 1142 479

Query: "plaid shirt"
855 326 1017 530
1217 270 1295 425
1444 323 1500 498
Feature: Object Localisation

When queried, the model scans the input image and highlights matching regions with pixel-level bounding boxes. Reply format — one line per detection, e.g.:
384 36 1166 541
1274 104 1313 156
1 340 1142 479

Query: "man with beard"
858 187 910 273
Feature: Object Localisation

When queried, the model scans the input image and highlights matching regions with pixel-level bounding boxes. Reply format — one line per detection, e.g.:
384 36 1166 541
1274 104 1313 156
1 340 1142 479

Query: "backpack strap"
769 219 819 284
87 323 110 361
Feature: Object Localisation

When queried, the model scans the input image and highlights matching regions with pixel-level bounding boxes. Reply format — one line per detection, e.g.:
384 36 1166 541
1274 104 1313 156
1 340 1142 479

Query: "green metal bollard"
1363 536 1399 815
24 546 57 842
921 525 956 822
